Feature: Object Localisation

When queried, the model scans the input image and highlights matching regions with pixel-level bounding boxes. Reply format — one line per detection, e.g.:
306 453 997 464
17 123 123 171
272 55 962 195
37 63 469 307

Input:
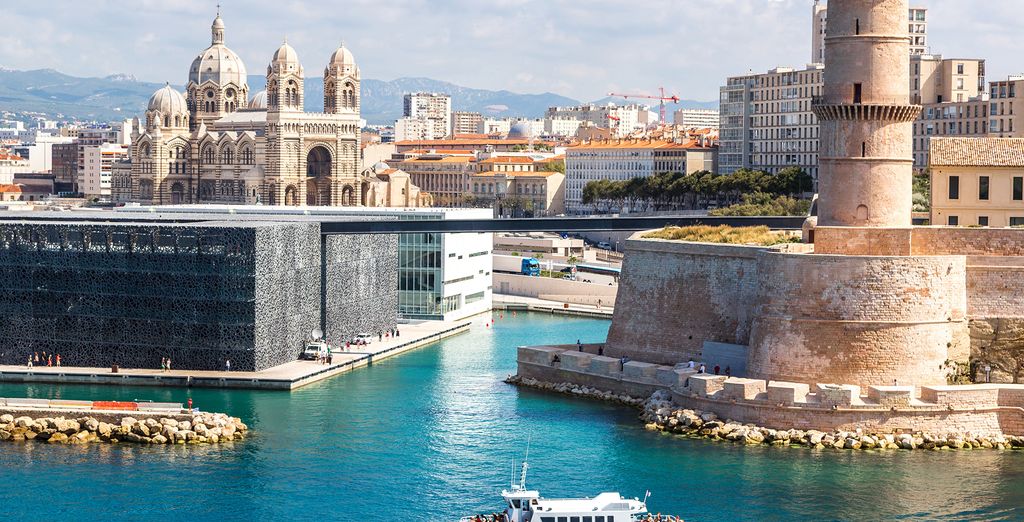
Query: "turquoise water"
2 312 1024 521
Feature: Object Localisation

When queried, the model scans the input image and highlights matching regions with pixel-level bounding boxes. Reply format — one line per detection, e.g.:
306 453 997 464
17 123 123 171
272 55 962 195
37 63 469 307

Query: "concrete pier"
0 320 470 391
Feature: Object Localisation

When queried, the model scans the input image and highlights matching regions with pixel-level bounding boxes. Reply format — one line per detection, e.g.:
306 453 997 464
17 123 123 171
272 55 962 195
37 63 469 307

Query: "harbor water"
2 312 1024 521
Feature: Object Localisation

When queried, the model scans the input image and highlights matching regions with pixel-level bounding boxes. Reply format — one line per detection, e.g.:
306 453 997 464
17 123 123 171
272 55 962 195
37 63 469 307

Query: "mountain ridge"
0 67 717 125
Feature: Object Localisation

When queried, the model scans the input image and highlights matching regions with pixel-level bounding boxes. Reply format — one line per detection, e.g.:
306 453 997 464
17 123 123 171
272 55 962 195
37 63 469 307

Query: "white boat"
462 459 679 522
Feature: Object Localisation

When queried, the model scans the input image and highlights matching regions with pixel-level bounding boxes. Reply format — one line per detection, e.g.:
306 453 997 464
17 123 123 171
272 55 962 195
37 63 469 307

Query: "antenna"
519 435 532 490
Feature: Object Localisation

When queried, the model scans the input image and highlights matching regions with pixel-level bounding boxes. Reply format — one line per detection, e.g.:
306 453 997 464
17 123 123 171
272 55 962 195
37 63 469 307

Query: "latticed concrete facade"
0 217 397 372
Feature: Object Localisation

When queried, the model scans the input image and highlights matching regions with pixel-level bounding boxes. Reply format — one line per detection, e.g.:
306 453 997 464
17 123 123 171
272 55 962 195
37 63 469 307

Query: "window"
853 83 862 104
948 176 960 200
1011 217 1024 226
1014 177 1023 201
948 216 959 226
979 176 990 200
979 216 989 226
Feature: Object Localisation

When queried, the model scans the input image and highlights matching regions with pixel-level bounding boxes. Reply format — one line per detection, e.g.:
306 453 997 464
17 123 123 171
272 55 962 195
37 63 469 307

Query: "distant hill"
0 68 716 125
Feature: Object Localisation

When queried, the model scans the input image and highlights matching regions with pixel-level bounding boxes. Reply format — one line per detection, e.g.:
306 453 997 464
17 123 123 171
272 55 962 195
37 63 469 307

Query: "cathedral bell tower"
267 40 304 112
324 43 360 114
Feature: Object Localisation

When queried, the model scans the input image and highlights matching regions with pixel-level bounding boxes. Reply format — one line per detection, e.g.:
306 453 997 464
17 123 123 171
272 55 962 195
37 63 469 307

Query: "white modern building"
0 151 30 185
118 205 494 322
544 117 582 137
673 109 720 129
11 133 76 173
545 104 652 138
395 116 438 142
403 92 452 139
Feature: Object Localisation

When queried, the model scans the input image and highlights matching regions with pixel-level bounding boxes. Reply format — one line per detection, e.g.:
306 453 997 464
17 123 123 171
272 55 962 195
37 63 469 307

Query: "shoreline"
1 410 247 445
507 375 1024 451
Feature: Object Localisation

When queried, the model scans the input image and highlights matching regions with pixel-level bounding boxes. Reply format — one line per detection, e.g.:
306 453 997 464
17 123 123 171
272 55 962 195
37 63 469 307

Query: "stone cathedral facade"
129 13 367 207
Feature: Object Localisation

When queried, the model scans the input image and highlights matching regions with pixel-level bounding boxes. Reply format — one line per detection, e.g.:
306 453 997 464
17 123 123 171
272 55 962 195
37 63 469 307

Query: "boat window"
558 518 568 522
512 500 521 508
541 518 556 522
584 518 594 522
596 518 606 522
571 518 581 522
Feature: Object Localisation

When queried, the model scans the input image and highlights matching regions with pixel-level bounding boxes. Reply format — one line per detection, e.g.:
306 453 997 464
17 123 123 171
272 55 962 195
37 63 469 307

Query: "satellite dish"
311 328 324 340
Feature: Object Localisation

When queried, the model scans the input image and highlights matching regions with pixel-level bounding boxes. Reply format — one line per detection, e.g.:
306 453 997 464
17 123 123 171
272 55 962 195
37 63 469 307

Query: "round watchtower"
813 0 921 227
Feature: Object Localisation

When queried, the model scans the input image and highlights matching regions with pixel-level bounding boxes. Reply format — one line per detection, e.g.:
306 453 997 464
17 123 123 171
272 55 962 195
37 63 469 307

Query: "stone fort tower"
814 0 921 227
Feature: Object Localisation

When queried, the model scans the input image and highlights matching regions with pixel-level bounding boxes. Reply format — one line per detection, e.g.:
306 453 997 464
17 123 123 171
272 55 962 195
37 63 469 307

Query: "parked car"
352 333 374 345
302 341 328 360
597 242 612 250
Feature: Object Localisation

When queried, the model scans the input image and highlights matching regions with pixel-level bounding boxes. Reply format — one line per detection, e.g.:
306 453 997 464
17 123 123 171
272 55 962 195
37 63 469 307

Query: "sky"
3 0 1024 102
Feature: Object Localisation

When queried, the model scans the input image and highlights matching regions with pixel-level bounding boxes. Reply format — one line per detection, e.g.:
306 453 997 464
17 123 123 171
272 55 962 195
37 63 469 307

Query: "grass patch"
643 225 800 246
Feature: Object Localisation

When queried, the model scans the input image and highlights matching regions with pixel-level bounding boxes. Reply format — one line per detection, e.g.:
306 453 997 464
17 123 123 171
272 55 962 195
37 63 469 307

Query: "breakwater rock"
641 390 1024 451
0 412 248 445
505 375 646 407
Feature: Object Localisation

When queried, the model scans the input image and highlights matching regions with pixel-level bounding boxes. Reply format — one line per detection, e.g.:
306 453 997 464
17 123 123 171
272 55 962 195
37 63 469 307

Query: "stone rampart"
515 346 1024 436
747 250 969 388
605 235 767 365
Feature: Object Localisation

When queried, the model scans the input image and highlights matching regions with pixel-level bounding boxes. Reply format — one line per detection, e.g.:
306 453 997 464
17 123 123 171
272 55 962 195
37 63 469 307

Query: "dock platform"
0 320 471 391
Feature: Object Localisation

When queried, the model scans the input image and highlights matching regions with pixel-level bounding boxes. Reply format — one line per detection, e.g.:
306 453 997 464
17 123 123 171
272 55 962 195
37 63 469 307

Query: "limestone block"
674 368 697 388
623 361 659 382
689 374 728 398
559 351 593 372
655 366 678 386
517 346 562 366
920 385 1000 407
868 386 915 407
816 384 861 406
589 356 621 377
767 381 811 405
723 378 767 400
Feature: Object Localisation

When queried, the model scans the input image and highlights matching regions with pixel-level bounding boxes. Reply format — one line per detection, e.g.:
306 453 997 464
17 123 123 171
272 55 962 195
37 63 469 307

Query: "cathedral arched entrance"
306 146 333 206
341 184 355 206
170 182 185 204
284 185 298 206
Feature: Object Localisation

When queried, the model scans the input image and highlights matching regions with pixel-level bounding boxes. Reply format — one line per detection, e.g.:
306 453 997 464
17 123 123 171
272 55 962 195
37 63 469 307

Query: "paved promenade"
0 320 470 391
493 294 614 318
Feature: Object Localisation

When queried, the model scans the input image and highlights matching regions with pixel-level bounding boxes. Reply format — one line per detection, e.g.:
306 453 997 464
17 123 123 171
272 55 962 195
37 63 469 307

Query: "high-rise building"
910 55 988 168
718 65 824 180
987 76 1024 138
403 92 452 139
811 1 927 64
51 142 79 193
451 111 483 136
545 104 652 138
81 143 129 198
394 116 438 142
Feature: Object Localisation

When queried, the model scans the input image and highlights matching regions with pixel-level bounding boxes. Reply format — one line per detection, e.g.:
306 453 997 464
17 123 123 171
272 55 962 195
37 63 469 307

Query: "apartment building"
911 55 988 168
403 92 452 139
988 77 1024 138
673 109 720 130
451 111 483 136
929 137 1024 227
812 1 927 64
718 65 823 180
564 139 717 214
81 143 129 198
471 156 565 216
545 104 652 138
391 151 476 207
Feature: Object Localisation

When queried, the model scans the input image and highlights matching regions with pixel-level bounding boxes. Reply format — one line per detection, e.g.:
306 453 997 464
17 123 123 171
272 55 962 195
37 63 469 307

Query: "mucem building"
0 212 397 371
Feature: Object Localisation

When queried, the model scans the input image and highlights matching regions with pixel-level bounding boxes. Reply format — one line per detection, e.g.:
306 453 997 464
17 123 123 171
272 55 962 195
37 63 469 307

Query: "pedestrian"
714 365 720 375
396 329 400 337
687 359 695 369
698 363 706 374
161 358 166 372
598 346 604 356
167 358 172 371
34 352 39 364
725 366 731 377
379 332 383 342
27 356 33 369
225 359 231 372
56 354 61 367
47 355 52 367
577 339 582 351
187 397 193 410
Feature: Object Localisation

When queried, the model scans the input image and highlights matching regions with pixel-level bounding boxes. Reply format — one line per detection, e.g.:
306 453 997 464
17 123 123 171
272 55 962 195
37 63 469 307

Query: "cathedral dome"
148 84 188 116
270 41 303 74
508 121 533 139
188 14 248 88
249 90 268 109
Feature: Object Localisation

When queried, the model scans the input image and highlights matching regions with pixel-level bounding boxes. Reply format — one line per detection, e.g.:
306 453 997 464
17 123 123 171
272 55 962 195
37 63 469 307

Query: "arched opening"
856 205 869 222
139 180 154 200
306 146 332 206
268 184 278 206
284 185 298 206
341 185 355 206
171 182 185 204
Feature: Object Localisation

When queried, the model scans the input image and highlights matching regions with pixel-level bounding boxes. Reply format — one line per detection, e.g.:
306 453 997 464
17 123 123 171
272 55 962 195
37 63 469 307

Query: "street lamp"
985 364 992 383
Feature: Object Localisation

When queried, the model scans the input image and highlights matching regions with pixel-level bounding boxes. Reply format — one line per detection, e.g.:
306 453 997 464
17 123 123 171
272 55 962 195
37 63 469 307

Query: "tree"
567 255 579 266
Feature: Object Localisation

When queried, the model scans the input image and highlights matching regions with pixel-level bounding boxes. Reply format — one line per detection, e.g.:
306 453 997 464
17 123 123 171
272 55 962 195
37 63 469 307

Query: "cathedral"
129 12 428 207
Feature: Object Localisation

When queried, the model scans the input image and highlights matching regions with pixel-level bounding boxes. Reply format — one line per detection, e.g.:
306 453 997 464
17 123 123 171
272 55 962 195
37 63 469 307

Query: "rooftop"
930 137 1024 167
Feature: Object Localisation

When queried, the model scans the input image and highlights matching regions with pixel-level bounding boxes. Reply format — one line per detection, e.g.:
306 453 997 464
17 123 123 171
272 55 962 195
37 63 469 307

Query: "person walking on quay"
47 355 52 367
27 356 33 369
225 359 231 372
161 358 166 372
167 358 172 371
687 358 695 369
725 366 731 377
33 352 39 364
55 354 61 367
714 365 720 375
577 339 583 352
698 363 706 374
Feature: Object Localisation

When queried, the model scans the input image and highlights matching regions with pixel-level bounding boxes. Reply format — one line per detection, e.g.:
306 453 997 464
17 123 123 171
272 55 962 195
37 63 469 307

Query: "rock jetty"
508 376 1024 452
0 412 248 445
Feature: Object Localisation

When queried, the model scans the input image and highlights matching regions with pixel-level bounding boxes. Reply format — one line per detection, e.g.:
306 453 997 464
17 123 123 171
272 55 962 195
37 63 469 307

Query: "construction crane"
606 87 681 124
